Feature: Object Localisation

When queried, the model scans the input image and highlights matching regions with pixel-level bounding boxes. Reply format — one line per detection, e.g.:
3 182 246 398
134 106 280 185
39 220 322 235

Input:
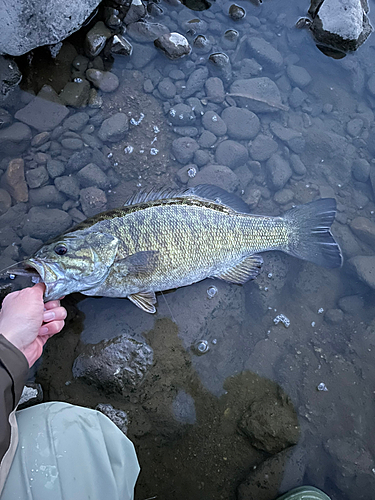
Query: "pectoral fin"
115 250 160 276
128 291 157 313
216 255 263 284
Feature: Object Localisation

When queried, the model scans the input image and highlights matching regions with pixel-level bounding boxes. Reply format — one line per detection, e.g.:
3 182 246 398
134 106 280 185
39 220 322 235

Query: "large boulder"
0 0 101 56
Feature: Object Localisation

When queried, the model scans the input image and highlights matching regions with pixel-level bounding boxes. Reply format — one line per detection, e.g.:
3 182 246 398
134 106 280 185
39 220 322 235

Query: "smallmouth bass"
11 185 342 313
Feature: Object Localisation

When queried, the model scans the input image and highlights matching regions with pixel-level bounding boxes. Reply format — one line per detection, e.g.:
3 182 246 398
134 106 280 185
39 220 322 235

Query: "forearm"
0 334 28 491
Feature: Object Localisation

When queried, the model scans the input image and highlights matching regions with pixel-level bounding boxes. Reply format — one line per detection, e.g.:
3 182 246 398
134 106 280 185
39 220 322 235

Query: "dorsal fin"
124 184 251 213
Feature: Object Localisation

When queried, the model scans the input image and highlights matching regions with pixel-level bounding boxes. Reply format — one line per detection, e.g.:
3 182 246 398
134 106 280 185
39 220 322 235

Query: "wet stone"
173 126 198 137
290 154 307 176
229 4 246 21
368 74 375 96
72 335 153 393
324 308 344 324
66 149 93 172
352 158 370 182
289 87 308 108
158 78 176 99
18 383 43 410
243 187 261 208
88 88 103 109
221 107 260 140
85 21 112 58
68 207 86 223
123 0 146 25
34 152 49 164
172 136 199 164
182 67 209 99
350 217 375 246
266 154 293 190
286 64 312 88
347 255 375 289
86 69 119 93
230 77 287 113
0 226 20 247
15 96 69 132
0 189 11 216
205 77 225 103
29 185 66 206
338 294 364 315
208 52 232 82
96 404 128 434
61 138 83 150
154 32 191 60
127 21 169 43
198 130 216 148
188 164 240 192
0 122 32 155
194 149 210 167
108 35 133 57
347 118 364 137
22 207 72 240
77 163 110 190
246 37 283 71
202 110 227 136
172 390 196 425
0 108 12 129
193 35 212 53
25 166 49 188
47 159 65 178
249 134 279 161
273 188 294 205
131 42 157 69
21 236 43 255
98 113 129 142
31 132 50 147
54 175 81 200
80 186 107 217
59 80 91 108
63 112 90 132
2 158 28 202
168 104 196 126
176 164 198 184
215 140 248 169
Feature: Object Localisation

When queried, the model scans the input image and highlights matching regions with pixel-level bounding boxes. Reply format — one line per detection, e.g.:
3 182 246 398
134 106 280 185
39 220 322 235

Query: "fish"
9 185 342 313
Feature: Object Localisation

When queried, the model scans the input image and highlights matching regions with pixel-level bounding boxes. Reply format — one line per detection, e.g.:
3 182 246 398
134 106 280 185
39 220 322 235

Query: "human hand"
0 283 67 367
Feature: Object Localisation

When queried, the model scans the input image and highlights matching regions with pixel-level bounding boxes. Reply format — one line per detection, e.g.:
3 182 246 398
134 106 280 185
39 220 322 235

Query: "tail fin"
283 198 343 269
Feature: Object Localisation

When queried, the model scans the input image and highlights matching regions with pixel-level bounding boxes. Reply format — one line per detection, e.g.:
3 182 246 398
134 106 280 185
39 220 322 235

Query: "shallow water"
2 0 375 498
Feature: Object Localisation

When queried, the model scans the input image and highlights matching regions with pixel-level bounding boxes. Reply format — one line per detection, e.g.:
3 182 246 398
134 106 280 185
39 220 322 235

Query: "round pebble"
221 107 260 140
202 111 227 136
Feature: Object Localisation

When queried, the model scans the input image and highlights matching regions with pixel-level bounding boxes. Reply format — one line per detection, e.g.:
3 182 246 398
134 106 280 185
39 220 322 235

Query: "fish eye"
54 244 68 256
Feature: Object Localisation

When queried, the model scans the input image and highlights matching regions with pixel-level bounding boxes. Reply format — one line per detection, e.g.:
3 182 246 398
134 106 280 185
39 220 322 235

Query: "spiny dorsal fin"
124 184 251 213
128 291 157 313
216 255 263 284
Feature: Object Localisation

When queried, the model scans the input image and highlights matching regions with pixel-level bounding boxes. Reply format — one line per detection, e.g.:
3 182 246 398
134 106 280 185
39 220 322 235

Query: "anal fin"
216 255 263 284
128 291 157 313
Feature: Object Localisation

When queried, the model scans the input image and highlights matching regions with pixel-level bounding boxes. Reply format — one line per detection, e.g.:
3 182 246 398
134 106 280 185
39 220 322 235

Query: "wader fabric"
1 402 140 500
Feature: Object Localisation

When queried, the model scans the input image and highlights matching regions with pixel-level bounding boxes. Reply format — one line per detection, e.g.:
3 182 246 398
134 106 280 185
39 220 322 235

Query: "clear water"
2 0 375 499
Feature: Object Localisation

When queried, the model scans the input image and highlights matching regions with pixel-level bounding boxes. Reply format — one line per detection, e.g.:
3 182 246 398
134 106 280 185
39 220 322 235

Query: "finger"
39 319 65 336
44 300 61 310
43 307 67 323
31 282 46 297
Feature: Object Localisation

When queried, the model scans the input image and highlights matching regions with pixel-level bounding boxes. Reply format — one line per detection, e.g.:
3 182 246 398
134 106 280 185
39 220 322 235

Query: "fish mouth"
8 259 66 300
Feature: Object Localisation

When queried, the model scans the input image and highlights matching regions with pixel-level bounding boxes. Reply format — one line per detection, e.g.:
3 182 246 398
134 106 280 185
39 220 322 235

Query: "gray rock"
21 235 43 255
168 104 196 126
286 64 312 88
338 294 364 314
61 138 83 150
173 126 198 137
273 188 294 205
194 149 210 167
59 80 91 108
108 35 133 57
367 74 375 96
29 185 66 206
172 137 199 164
86 69 119 93
25 166 49 189
22 207 72 240
182 67 209 99
290 154 307 176
176 164 199 184
72 335 153 394
66 149 92 172
154 32 191 60
347 117 363 137
202 110 227 136
208 52 232 82
0 189 11 216
123 0 146 25
77 163 110 189
128 21 169 43
172 390 196 424
229 3 246 20
198 130 216 148
84 21 111 58
158 78 176 99
80 186 107 217
246 37 283 71
266 154 293 190
221 107 260 140
350 216 375 246
238 388 299 454
229 78 288 113
18 383 43 410
131 42 157 69
0 56 22 103
54 175 81 200
46 159 65 179
63 112 90 132
188 164 240 192
15 96 69 132
347 255 375 289
0 0 101 56
2 158 28 202
215 140 248 169
31 131 51 147
324 308 344 324
0 108 12 129
0 123 32 155
95 403 129 434
249 134 279 161
98 113 129 142
289 87 308 108
270 121 305 153
205 77 225 103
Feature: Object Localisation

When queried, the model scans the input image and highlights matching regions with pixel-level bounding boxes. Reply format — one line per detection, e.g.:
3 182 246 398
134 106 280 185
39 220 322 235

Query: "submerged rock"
72 335 153 394
154 33 191 60
229 78 288 112
2 158 28 202
0 0 101 56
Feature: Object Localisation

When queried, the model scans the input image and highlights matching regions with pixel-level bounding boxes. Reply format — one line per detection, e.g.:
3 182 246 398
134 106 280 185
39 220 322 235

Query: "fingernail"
43 311 55 321
40 326 49 334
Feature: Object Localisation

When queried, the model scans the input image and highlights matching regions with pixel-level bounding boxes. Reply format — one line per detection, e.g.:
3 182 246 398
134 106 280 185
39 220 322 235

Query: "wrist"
1 331 24 353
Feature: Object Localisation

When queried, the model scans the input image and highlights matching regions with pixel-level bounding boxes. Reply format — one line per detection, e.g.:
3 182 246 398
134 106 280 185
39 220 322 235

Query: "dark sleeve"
0 335 28 464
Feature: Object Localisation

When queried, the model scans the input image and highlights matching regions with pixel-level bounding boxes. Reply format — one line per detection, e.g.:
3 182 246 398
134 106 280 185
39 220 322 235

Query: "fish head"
24 231 119 300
